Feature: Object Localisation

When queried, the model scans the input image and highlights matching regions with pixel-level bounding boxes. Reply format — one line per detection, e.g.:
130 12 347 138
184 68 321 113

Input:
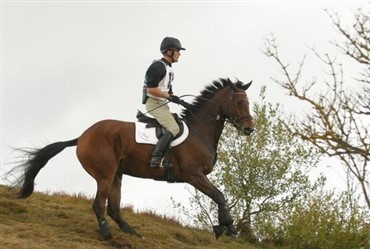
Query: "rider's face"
172 50 181 63
163 49 181 63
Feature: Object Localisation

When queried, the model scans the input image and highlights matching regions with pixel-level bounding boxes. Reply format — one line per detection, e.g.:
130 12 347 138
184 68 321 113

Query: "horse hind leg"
107 172 142 238
93 176 115 240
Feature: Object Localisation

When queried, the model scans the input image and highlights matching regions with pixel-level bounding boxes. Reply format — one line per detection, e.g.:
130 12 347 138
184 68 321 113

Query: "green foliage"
256 190 369 249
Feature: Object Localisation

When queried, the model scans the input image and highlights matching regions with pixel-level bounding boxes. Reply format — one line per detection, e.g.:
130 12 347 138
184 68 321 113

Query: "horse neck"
187 96 227 151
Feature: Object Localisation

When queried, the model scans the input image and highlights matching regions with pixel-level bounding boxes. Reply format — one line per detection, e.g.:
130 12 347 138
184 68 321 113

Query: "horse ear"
228 78 238 90
242 81 252 91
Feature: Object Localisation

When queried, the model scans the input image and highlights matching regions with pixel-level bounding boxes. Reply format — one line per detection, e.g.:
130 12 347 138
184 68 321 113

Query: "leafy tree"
263 8 370 209
256 190 369 249
180 87 323 242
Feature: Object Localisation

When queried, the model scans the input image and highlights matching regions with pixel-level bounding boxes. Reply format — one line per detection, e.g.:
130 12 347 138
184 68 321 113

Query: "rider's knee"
169 126 180 137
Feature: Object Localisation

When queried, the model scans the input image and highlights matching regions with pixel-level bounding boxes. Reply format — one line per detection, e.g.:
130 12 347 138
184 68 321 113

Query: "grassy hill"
0 185 258 249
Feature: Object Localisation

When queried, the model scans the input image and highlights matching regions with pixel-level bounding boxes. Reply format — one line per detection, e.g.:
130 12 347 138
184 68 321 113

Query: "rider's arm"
147 87 170 99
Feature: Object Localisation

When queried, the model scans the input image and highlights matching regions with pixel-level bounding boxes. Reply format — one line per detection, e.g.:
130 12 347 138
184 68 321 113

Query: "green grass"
0 185 258 249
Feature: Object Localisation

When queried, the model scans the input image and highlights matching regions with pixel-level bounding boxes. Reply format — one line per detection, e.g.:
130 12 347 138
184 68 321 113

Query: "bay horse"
12 78 254 240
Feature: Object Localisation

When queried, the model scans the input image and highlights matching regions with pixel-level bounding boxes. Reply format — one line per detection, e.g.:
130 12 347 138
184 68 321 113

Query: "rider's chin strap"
163 50 175 63
169 50 175 62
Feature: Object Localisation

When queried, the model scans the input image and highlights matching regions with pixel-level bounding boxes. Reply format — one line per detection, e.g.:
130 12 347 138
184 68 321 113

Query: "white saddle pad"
135 121 189 147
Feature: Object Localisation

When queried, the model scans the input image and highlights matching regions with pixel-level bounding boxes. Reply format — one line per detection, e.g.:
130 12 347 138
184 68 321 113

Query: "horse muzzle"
243 127 254 136
233 122 254 136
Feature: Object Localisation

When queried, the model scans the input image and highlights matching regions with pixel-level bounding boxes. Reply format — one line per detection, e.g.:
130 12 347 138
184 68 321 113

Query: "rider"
142 37 187 168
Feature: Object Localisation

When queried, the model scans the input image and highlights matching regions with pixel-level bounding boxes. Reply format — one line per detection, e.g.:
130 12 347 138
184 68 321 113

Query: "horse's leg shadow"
107 172 142 238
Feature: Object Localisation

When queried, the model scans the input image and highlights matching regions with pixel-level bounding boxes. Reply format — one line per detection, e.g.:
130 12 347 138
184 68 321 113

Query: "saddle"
136 110 187 183
136 111 185 140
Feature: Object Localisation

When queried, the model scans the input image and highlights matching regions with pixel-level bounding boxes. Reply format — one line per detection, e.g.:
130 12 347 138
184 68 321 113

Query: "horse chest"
204 165 214 175
202 157 216 175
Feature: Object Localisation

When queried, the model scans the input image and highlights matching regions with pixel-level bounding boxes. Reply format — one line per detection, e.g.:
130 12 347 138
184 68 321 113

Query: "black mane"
180 78 245 120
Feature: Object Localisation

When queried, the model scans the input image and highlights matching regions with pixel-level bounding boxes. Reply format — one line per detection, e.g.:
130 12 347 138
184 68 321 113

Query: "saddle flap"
136 110 184 139
135 120 189 147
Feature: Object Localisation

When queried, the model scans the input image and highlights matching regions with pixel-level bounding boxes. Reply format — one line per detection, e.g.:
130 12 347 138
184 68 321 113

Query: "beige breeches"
145 97 180 137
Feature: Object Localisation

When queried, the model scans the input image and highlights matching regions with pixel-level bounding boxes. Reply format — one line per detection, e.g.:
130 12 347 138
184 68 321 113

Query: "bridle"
220 90 253 127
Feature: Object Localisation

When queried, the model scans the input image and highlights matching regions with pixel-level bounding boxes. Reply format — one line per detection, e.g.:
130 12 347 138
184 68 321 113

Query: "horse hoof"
131 230 142 238
227 232 238 239
101 231 113 241
99 226 113 240
213 225 225 239
119 222 142 238
137 233 143 238
226 224 238 239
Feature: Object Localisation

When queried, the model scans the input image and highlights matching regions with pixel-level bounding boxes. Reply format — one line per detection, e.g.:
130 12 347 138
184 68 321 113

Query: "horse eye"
237 100 244 107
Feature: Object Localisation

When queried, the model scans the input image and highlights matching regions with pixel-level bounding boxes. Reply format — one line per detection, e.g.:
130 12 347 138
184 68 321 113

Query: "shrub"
255 191 369 249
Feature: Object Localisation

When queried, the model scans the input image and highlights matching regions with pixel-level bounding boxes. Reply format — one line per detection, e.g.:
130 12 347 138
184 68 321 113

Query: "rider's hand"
169 95 181 104
169 95 191 109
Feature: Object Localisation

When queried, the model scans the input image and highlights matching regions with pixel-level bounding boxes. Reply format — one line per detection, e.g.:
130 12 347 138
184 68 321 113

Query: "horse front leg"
188 174 237 239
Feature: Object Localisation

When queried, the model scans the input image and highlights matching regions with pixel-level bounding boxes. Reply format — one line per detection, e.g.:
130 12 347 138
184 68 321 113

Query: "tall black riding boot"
150 131 174 168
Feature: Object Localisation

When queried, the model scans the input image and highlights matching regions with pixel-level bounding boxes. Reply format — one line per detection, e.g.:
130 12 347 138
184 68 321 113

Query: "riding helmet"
160 37 186 54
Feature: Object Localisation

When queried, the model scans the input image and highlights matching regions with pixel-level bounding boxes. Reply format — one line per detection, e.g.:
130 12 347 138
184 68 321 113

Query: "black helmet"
160 37 186 54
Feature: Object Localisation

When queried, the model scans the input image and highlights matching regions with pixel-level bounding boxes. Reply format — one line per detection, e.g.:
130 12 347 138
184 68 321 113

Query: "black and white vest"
146 60 174 101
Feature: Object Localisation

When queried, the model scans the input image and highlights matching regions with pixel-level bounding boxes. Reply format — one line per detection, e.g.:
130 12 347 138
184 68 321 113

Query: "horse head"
220 79 254 136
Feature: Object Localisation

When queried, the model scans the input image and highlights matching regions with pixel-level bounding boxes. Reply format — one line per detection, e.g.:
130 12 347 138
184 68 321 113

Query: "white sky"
1 1 368 221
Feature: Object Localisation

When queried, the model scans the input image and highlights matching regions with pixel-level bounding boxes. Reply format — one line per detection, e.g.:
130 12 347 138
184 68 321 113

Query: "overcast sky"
1 1 368 221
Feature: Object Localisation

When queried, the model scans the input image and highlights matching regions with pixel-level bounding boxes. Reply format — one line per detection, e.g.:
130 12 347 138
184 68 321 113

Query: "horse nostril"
244 127 254 135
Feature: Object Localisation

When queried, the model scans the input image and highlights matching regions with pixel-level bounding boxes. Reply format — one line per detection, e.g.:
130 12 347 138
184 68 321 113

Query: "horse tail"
15 138 78 199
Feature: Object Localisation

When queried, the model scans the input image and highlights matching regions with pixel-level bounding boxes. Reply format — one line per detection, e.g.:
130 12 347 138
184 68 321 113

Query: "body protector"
142 59 174 104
